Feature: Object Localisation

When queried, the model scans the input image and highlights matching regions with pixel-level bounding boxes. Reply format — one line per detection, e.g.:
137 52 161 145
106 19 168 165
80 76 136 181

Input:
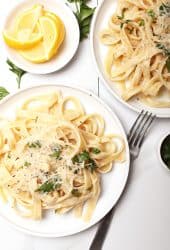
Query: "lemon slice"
20 16 59 63
45 11 65 55
3 30 43 49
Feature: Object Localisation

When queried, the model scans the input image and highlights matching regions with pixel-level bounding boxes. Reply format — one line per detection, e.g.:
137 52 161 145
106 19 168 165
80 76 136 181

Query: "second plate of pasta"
91 0 170 118
0 84 129 237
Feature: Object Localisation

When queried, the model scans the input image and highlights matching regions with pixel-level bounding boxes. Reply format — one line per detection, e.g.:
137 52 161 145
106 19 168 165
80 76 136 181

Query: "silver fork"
89 110 156 250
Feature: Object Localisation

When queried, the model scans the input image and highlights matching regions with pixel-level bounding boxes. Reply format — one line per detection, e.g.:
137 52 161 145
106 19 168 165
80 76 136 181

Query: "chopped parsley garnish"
166 58 170 73
36 180 61 193
74 169 78 174
72 150 97 172
139 19 145 26
7 153 11 159
27 140 41 149
24 161 31 167
159 3 170 16
71 189 81 197
120 19 131 28
72 150 90 163
91 148 101 154
147 9 156 21
86 158 97 172
117 10 131 28
49 151 61 159
156 43 170 72
49 145 62 159
117 11 125 20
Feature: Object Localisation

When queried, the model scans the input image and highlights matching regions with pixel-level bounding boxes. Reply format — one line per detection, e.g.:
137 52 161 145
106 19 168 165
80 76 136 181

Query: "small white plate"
3 0 80 74
0 84 129 237
90 0 170 118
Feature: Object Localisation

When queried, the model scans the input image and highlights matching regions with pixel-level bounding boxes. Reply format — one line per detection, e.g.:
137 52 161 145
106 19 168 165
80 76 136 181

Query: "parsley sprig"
67 0 95 40
0 87 9 100
6 59 26 89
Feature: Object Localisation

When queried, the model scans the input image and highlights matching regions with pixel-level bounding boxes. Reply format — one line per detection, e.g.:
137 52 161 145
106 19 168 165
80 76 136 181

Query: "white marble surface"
0 1 170 250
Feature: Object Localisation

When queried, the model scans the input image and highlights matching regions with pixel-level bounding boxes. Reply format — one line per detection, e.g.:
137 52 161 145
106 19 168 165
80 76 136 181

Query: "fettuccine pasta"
100 0 170 107
0 92 125 221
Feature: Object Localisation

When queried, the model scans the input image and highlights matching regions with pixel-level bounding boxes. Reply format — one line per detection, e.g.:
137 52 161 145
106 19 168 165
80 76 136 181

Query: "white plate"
0 84 130 237
90 0 170 118
3 0 80 74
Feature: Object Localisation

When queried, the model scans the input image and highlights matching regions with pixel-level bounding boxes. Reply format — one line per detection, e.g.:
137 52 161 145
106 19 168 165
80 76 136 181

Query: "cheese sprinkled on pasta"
0 92 125 221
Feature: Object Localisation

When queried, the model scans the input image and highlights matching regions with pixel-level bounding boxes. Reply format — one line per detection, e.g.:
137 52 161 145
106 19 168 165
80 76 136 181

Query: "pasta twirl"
0 92 125 221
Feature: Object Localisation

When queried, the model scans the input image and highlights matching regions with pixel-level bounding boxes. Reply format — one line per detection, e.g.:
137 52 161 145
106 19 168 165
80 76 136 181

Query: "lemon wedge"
20 16 59 63
3 4 43 49
45 11 65 55
3 30 43 49
14 4 44 38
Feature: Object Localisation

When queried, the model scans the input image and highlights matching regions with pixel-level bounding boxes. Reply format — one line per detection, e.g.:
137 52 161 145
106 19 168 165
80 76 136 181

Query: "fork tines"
128 110 156 149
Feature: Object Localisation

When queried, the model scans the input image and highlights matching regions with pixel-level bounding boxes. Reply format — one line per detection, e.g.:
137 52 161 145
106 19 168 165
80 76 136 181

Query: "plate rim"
0 84 130 237
2 0 80 74
90 0 170 119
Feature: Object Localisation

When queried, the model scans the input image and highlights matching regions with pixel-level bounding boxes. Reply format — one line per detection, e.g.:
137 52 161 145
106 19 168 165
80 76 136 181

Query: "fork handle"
89 208 115 250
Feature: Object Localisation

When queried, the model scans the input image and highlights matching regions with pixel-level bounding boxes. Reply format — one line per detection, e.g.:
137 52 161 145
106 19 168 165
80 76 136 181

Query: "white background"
0 0 170 250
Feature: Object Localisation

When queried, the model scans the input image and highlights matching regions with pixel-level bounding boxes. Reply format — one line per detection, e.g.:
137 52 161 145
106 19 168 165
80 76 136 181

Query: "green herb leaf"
156 43 170 72
0 87 9 100
147 9 156 20
159 3 170 16
71 189 81 197
139 19 145 26
49 151 61 159
27 140 41 149
79 4 94 22
36 181 55 193
166 57 170 73
24 161 31 167
117 9 125 20
72 150 97 172
72 150 90 163
36 180 61 193
6 59 26 89
117 10 131 29
49 145 62 159
7 153 11 159
67 0 95 41
120 22 124 29
86 158 97 172
156 43 170 56
91 148 101 154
